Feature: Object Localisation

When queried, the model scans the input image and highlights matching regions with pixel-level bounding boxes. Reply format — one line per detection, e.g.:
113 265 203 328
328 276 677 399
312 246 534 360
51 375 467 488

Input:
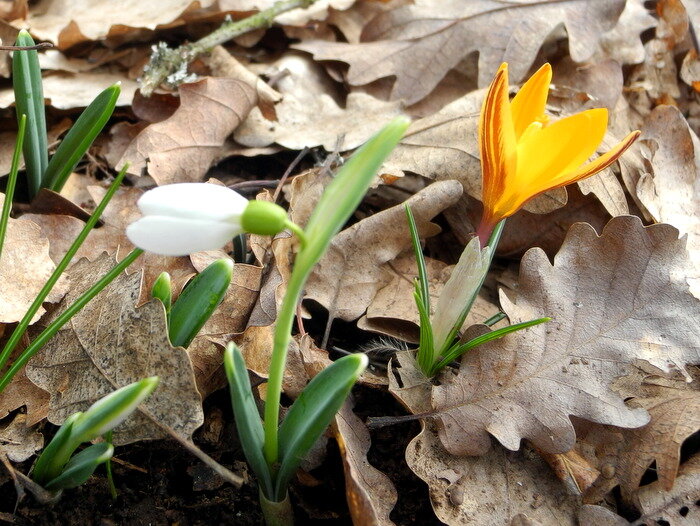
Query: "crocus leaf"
275 353 368 500
12 29 48 198
44 442 114 492
224 343 273 497
169 258 233 348
44 83 120 192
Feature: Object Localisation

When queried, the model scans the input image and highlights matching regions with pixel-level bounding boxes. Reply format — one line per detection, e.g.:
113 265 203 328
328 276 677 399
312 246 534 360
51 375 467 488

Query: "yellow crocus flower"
476 62 640 245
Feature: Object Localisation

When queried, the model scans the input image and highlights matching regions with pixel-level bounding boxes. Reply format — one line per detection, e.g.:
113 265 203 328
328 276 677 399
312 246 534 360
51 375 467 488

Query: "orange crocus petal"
515 108 608 196
510 63 552 140
551 130 641 185
478 63 517 229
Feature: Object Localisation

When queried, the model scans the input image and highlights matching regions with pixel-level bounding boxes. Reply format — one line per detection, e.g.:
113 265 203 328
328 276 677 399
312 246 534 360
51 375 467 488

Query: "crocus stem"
263 264 309 466
0 166 129 374
0 114 26 264
0 249 143 392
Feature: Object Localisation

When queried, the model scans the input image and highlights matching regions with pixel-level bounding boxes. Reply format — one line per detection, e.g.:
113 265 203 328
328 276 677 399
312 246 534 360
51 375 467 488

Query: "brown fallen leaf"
0 414 43 463
26 0 218 48
388 353 580 525
0 366 49 426
25 253 204 445
579 454 700 525
431 216 699 457
0 195 67 324
0 71 137 110
234 53 402 151
636 105 700 298
333 399 397 526
119 77 257 185
304 180 462 336
295 0 626 104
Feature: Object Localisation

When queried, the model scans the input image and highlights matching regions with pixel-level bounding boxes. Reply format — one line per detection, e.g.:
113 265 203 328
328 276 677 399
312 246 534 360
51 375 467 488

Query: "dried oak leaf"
25 253 204 445
0 195 67 324
234 53 402 151
579 454 700 525
431 216 700 457
636 105 700 298
0 366 49 426
389 353 580 525
295 0 626 105
597 0 656 65
0 414 43 463
119 77 257 186
304 180 463 323
26 0 218 48
333 399 397 526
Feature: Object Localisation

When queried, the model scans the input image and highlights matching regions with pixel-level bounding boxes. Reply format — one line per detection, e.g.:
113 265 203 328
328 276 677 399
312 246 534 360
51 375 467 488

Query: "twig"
0 43 52 51
139 0 319 96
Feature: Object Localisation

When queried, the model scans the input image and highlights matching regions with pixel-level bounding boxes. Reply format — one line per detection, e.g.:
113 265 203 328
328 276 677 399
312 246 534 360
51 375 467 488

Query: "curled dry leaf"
235 53 402 151
26 253 204 445
431 216 700 457
0 195 67 324
305 180 463 324
636 105 700 298
333 399 397 526
119 77 257 185
295 0 626 104
0 414 43 463
597 0 656 65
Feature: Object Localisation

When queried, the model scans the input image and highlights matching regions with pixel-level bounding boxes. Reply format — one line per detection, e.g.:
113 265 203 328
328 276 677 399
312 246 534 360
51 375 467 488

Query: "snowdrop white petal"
137 183 248 222
127 215 242 256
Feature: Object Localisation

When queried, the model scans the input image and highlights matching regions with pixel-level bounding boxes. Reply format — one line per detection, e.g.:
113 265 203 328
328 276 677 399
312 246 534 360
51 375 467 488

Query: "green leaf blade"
44 83 120 192
275 353 367 500
12 29 48 198
43 442 114 492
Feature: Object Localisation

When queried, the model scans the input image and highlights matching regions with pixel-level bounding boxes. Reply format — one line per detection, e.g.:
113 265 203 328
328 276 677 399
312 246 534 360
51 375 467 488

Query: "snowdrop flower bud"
126 183 290 256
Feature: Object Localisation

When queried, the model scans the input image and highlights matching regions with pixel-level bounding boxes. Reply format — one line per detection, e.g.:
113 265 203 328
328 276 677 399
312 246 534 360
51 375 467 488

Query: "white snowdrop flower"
126 183 250 256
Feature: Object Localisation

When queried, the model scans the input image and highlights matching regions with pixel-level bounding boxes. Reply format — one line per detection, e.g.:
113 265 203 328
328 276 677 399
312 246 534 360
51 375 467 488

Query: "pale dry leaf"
119 77 257 185
431 216 700 457
597 0 656 65
0 195 67 324
235 53 402 151
0 19 18 78
0 414 43 463
26 253 204 445
333 399 397 526
304 180 463 323
295 0 626 104
0 367 49 426
0 71 136 110
636 105 700 298
218 0 354 26
27 0 217 48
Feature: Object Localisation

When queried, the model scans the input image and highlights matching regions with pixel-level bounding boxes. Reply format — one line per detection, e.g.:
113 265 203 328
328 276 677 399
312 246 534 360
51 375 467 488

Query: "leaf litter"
0 0 698 524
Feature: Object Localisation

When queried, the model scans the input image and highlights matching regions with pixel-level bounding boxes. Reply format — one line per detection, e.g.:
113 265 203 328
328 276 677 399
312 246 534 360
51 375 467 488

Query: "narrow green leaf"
414 283 434 375
405 204 430 312
69 377 159 446
44 442 114 492
32 413 82 486
433 317 551 372
224 343 273 497
169 258 233 348
44 84 120 192
275 353 368 500
0 114 26 263
12 30 47 198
